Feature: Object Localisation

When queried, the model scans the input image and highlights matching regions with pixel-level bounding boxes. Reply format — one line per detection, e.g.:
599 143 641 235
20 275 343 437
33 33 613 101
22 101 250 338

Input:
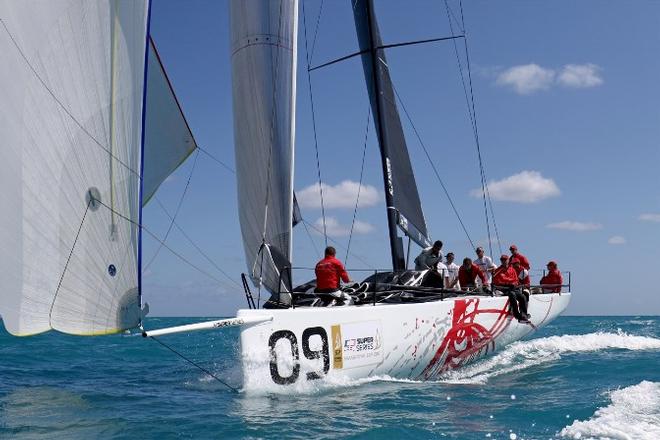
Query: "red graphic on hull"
420 298 512 379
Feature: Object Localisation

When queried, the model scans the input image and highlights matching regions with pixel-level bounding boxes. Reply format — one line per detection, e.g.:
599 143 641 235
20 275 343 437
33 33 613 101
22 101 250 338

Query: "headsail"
142 37 197 206
230 0 298 296
352 0 431 269
0 1 149 336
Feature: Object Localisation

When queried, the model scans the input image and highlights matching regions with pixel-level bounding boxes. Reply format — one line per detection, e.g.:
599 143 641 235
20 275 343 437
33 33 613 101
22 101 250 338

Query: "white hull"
238 292 571 390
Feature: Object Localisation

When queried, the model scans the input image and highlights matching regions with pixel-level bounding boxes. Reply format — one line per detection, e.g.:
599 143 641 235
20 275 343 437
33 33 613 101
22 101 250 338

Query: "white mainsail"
230 0 298 295
0 0 149 336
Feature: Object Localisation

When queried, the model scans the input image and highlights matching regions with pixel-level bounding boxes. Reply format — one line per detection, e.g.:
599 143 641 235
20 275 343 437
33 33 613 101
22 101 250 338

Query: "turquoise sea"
1 316 659 439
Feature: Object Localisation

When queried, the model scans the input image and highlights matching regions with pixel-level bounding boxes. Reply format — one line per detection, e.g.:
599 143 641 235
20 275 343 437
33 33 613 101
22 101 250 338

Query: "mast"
364 0 405 272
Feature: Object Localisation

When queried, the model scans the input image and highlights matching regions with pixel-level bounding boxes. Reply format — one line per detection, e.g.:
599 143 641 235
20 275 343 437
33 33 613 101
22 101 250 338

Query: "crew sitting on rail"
449 257 488 291
540 261 563 293
315 246 350 293
414 240 443 271
493 255 530 323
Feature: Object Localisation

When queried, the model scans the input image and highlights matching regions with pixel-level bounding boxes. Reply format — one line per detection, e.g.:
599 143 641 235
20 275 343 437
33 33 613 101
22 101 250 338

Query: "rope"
197 145 235 174
49 200 92 325
345 107 371 264
143 149 200 272
302 216 321 257
390 83 475 250
149 335 238 393
302 0 328 247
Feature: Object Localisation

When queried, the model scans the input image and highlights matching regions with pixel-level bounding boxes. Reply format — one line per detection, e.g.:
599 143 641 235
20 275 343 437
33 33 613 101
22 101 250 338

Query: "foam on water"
438 330 660 385
241 330 660 394
560 381 660 440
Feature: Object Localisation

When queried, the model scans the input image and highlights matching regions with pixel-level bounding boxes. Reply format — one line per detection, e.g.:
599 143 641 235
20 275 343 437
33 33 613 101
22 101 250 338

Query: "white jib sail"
230 0 298 293
0 0 149 336
142 37 197 206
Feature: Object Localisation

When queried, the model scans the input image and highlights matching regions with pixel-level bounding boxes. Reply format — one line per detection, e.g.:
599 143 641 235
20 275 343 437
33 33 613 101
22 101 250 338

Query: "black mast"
363 0 405 271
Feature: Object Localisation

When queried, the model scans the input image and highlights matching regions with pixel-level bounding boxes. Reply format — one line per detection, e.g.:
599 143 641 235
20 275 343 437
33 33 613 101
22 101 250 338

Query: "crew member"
315 246 350 293
493 255 530 322
509 244 530 270
540 261 563 293
475 246 496 285
414 240 443 271
445 252 461 290
450 257 488 291
512 260 530 287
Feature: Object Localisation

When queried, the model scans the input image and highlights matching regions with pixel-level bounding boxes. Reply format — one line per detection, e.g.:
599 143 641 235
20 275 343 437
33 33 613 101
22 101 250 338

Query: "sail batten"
352 0 431 260
0 1 149 336
230 0 298 296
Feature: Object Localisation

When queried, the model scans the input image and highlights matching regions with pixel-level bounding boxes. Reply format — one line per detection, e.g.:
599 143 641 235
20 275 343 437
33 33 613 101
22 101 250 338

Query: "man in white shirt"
445 252 460 290
474 246 496 285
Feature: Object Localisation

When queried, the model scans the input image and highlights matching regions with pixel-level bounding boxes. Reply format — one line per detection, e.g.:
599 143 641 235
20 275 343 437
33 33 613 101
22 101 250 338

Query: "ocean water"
1 316 659 440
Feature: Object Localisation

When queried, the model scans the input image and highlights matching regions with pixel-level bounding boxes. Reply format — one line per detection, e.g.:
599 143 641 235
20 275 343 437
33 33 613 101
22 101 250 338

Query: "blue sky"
143 0 660 316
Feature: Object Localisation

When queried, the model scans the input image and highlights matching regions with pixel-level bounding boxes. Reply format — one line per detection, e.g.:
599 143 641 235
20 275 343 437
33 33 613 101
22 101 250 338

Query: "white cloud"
314 217 374 237
608 236 626 245
470 170 560 203
496 63 604 94
557 64 603 88
639 213 660 223
297 180 381 209
546 221 603 232
496 64 556 94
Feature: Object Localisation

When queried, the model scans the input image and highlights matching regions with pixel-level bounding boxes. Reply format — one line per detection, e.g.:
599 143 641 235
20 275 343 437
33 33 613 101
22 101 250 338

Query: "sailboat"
0 0 571 390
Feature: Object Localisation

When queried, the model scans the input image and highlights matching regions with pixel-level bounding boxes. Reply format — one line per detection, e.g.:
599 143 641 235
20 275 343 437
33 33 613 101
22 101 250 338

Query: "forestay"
0 0 149 336
230 0 298 295
352 0 431 249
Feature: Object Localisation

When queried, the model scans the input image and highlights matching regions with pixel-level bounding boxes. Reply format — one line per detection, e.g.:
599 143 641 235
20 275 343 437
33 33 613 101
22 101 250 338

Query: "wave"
560 381 660 439
437 330 660 385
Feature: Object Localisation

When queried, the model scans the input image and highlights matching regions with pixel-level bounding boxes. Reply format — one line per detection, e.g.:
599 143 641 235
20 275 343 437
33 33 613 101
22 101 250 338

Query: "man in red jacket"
493 255 519 287
509 244 530 270
540 261 563 293
315 246 350 293
450 257 489 291
493 255 530 322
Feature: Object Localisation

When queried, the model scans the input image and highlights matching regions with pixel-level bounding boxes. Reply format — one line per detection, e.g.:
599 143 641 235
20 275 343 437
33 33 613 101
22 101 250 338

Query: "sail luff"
138 0 154 320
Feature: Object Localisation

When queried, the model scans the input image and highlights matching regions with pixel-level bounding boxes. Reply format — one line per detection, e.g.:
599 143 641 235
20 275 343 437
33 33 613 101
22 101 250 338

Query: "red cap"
547 260 557 268
500 254 509 261
509 244 518 251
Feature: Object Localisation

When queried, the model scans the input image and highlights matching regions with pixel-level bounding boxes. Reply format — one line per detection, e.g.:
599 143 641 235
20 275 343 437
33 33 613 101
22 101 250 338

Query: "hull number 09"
268 327 330 385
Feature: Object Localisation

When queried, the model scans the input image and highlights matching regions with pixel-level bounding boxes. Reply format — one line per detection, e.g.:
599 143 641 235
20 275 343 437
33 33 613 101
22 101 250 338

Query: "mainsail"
230 0 298 296
352 0 431 270
0 1 193 336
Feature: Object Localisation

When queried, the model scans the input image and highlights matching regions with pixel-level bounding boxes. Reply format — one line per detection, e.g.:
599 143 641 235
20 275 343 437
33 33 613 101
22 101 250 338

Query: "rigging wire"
302 0 329 247
143 149 200 272
196 145 235 174
390 83 476 250
443 0 502 255
153 198 241 288
302 219 375 269
308 0 325 64
458 0 503 255
149 336 238 393
95 198 237 290
345 107 371 265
